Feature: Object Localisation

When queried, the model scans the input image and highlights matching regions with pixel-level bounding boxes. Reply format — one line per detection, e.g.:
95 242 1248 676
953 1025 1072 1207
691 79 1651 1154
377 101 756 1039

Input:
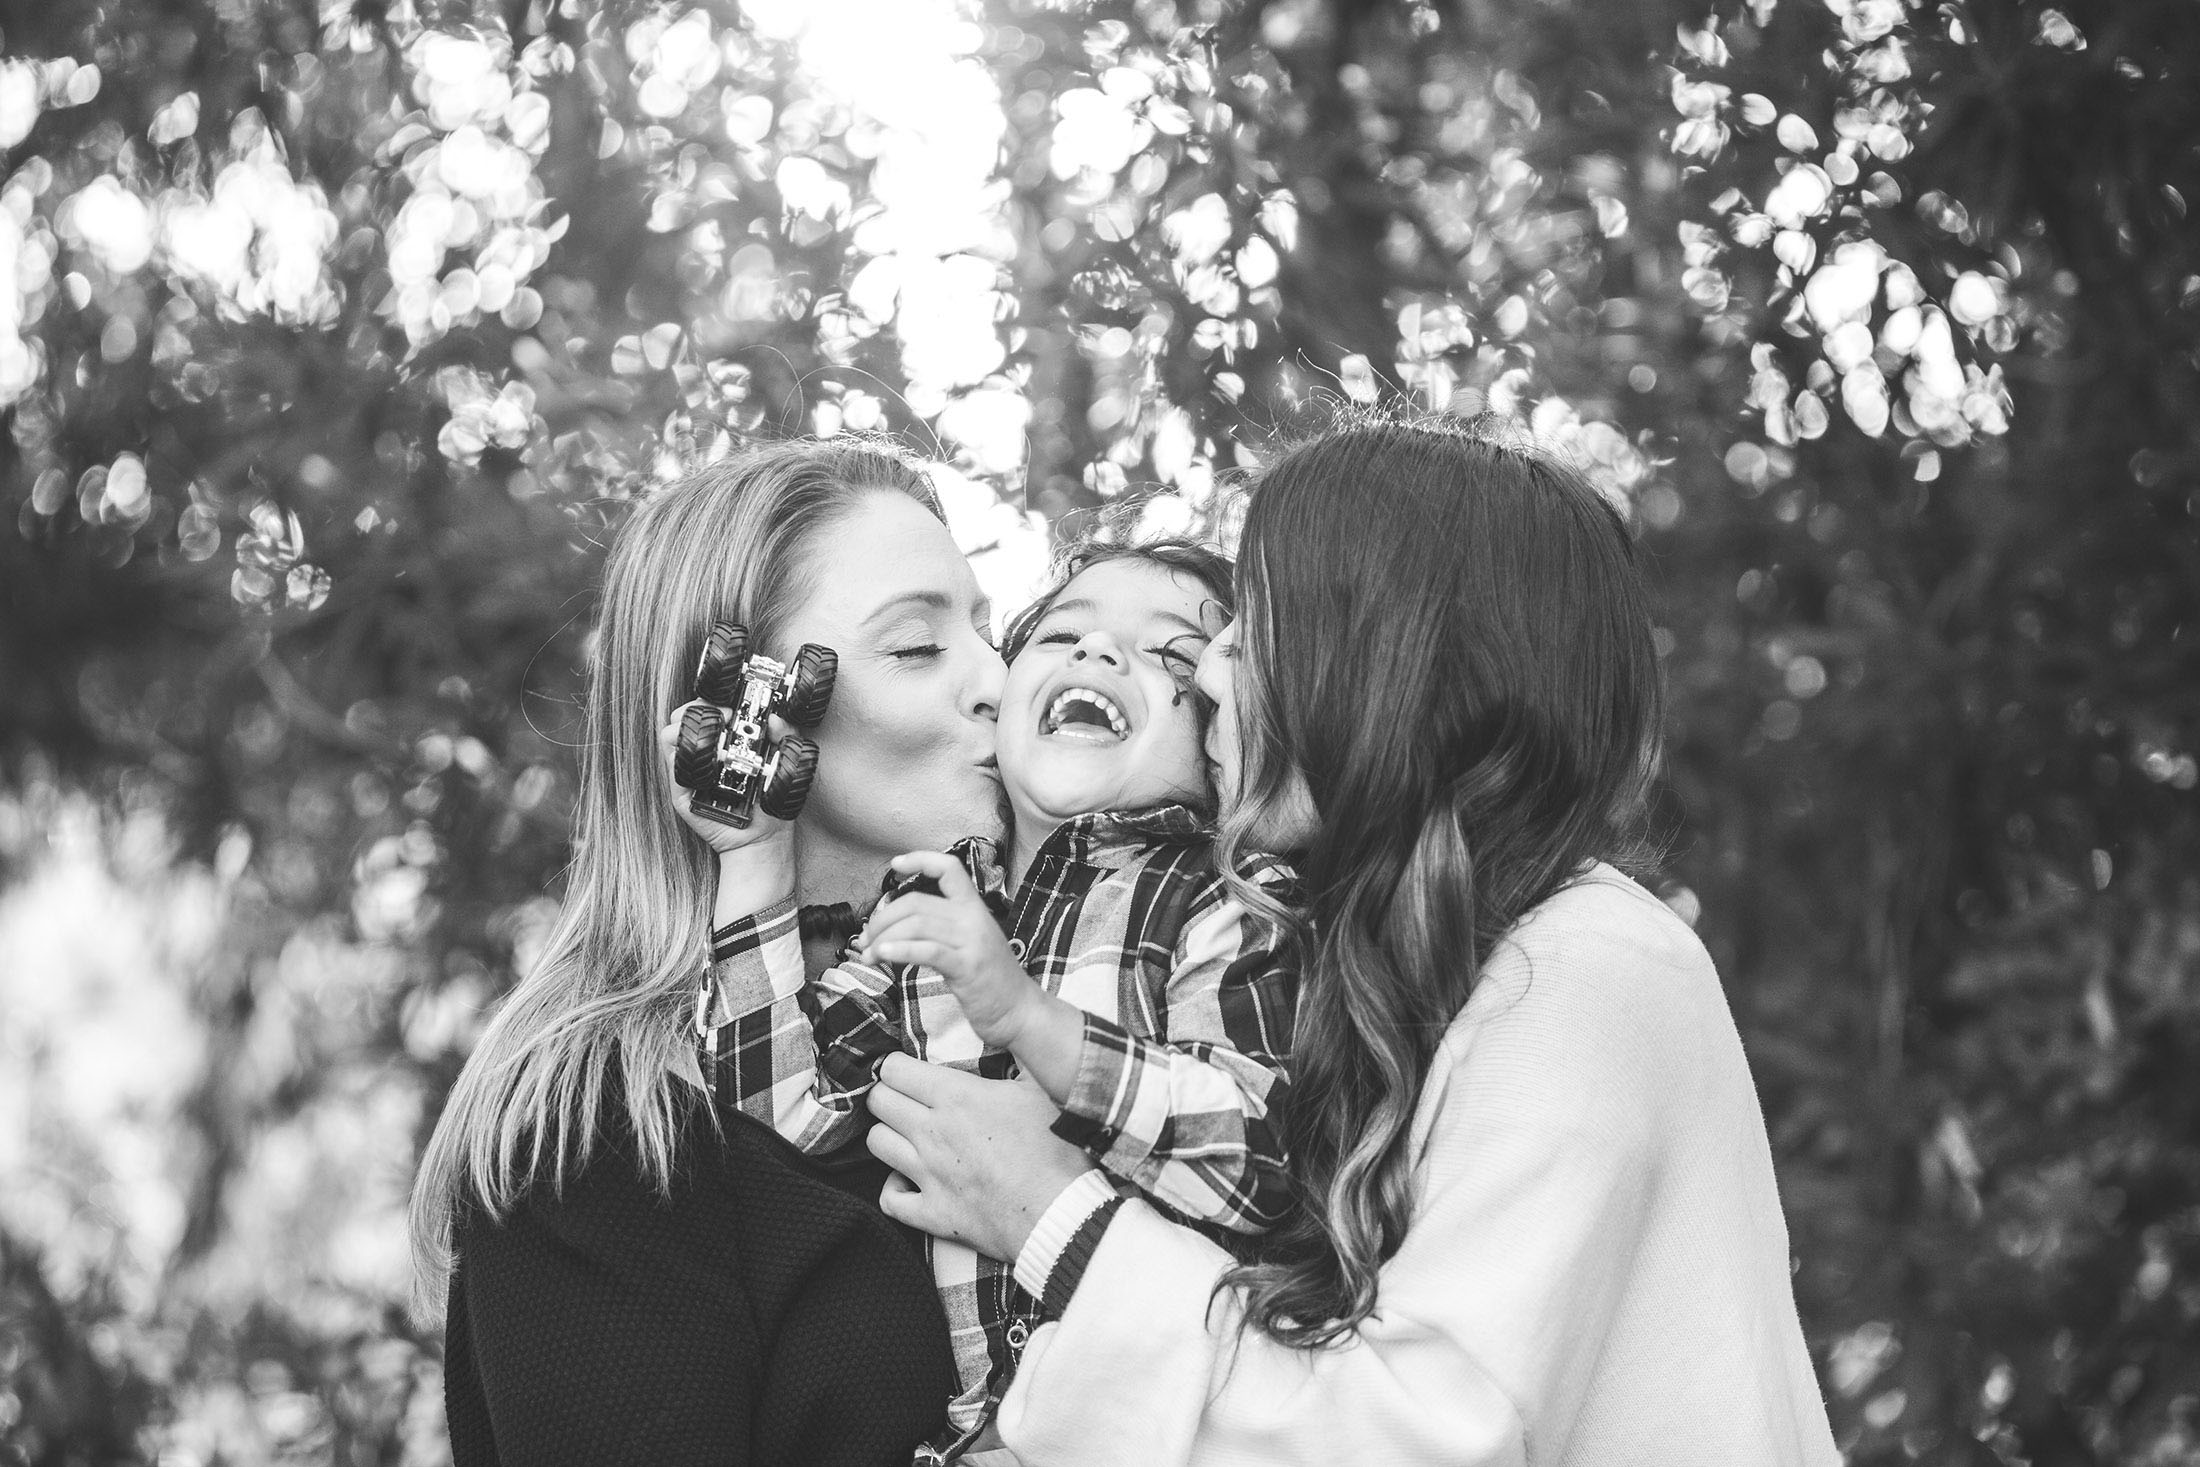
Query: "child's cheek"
1154 694 1216 802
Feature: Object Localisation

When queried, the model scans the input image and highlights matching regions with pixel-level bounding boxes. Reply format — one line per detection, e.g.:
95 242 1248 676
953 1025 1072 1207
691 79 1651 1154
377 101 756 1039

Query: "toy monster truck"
672 621 837 828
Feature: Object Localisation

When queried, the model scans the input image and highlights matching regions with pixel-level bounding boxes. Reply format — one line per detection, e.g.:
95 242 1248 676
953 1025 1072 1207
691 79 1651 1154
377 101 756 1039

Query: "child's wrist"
1002 990 1085 1104
978 971 1043 1049
999 986 1061 1048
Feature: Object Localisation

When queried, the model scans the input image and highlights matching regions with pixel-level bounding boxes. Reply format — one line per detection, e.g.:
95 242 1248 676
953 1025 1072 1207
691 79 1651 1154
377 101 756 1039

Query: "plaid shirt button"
1008 937 1027 960
1005 1319 1031 1352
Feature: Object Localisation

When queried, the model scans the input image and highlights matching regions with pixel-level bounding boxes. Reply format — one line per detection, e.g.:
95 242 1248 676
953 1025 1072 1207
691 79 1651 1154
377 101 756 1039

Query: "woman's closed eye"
888 642 947 661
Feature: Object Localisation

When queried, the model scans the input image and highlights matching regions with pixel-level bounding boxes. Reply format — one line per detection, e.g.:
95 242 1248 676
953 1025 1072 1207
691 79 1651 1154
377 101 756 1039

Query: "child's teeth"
1047 688 1127 737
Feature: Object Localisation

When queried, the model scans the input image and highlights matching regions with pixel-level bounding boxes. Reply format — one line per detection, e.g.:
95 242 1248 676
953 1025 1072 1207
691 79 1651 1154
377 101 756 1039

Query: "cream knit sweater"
997 864 1841 1467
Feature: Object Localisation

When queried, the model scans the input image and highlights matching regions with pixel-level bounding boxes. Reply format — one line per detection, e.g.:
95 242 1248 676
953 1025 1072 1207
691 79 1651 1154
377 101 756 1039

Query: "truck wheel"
758 736 818 820
694 622 749 706
780 645 838 727
673 703 724 791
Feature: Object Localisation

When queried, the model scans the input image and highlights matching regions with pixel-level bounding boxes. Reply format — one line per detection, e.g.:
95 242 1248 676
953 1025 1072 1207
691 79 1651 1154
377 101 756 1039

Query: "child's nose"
1070 630 1125 667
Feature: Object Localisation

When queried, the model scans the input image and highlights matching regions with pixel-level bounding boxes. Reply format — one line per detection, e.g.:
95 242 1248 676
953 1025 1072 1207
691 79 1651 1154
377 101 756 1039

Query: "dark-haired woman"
865 422 1841 1466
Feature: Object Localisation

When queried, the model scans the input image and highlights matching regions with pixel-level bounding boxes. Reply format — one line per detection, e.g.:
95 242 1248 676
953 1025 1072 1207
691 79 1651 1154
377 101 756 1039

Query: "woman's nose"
966 635 1007 721
1193 625 1235 703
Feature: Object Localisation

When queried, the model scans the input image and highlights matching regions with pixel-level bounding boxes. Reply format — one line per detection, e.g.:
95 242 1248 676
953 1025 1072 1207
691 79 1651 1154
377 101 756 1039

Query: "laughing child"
692 539 1298 1460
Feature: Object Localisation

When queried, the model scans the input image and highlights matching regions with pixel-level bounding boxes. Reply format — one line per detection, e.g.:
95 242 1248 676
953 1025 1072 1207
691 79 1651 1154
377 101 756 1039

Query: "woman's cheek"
1208 700 1242 799
809 674 901 805
882 667 997 840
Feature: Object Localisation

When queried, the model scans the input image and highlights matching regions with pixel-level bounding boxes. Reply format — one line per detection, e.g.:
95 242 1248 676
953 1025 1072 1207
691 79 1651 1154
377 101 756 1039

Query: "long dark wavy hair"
1215 417 1666 1346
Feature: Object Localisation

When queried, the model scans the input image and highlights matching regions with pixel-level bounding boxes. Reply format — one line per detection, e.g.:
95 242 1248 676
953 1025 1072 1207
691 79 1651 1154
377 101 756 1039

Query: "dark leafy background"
0 0 2195 1462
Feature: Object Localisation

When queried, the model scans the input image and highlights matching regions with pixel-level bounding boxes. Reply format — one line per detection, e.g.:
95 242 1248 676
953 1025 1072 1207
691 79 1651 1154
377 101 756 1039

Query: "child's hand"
860 850 1037 1050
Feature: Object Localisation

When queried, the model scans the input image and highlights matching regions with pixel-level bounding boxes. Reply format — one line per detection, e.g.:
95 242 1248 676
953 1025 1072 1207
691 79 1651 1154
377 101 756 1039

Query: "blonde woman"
868 423 1840 1466
409 441 1006 1466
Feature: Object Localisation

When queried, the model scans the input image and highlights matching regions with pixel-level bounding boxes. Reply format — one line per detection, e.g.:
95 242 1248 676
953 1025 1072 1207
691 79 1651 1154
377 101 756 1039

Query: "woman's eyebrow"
859 590 950 629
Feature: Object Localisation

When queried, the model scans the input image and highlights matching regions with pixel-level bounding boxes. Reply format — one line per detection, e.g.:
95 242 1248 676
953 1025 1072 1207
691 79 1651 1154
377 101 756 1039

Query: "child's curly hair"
1000 535 1237 664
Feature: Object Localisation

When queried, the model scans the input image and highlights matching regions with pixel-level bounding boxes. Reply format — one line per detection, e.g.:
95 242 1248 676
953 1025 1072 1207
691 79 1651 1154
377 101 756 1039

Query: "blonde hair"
406 439 941 1315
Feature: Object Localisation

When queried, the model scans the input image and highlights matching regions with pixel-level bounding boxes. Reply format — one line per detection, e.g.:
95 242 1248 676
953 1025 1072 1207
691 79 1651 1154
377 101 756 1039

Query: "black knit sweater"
443 1089 954 1466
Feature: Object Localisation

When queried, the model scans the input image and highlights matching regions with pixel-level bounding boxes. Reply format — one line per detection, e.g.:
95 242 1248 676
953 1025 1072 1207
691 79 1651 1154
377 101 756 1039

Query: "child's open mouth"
1040 687 1130 743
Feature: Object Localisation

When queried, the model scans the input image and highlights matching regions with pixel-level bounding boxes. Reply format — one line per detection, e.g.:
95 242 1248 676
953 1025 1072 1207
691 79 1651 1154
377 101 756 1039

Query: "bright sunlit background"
4 0 2197 1461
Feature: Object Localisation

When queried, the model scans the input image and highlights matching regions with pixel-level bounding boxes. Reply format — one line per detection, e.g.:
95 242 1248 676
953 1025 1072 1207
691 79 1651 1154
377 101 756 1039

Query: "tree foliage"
1 0 2196 1462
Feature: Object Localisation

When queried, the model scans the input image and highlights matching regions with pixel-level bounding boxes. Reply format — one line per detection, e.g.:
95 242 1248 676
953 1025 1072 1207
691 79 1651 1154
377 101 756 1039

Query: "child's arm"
859 851 1089 1098
863 851 1299 1235
698 900 907 1156
1049 859 1299 1235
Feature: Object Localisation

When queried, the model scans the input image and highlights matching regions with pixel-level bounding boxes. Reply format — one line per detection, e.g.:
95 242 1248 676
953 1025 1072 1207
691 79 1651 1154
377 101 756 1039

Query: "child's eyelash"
1155 635 1207 666
1151 641 1208 701
1037 628 1202 670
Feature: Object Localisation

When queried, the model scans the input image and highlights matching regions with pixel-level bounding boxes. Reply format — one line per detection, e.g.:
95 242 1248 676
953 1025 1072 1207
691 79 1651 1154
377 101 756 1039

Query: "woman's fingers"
659 708 698 813
865 1118 921 1178
877 1168 921 1218
876 1168 959 1242
657 705 688 771
875 1049 957 1105
866 1055 935 1132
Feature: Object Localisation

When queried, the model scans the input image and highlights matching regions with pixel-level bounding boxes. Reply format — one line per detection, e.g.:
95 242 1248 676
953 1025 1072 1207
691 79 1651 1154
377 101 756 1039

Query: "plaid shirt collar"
903 806 1214 956
932 803 1211 906
1024 802 1210 872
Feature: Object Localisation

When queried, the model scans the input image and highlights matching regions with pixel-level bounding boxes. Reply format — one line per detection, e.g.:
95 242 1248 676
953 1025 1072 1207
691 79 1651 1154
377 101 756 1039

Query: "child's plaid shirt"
694 804 1298 1454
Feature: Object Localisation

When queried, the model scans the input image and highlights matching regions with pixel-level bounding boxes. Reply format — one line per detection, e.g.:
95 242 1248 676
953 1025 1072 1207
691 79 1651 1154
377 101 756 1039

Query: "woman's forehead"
801 496 980 630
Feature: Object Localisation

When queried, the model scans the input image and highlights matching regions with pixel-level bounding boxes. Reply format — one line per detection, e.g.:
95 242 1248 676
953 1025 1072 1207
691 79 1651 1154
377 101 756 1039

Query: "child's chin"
1013 744 1207 819
1016 769 1112 818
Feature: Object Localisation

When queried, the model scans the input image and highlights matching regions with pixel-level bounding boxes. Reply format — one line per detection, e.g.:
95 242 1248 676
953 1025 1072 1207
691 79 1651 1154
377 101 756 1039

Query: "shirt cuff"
710 895 799 959
1012 1169 1117 1299
700 897 804 1036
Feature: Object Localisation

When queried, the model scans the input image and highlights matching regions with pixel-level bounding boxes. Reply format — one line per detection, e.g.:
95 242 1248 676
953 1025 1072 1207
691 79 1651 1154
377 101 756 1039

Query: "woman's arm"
701 902 908 1156
666 704 883 1151
883 913 1684 1467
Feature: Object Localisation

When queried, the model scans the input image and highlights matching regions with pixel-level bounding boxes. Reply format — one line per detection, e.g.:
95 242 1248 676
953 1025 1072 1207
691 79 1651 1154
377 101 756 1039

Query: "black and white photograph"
1 0 2195 1462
